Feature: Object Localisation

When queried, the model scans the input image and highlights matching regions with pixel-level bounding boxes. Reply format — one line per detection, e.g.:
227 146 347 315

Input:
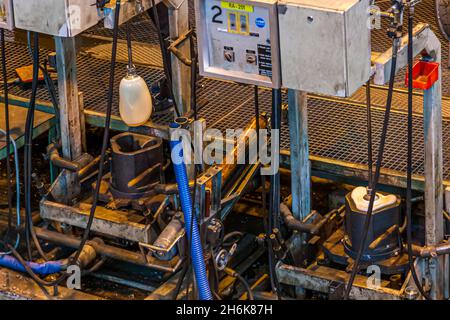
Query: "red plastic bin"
405 61 439 90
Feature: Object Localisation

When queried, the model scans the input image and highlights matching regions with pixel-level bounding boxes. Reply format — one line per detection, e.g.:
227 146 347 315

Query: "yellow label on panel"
221 1 254 12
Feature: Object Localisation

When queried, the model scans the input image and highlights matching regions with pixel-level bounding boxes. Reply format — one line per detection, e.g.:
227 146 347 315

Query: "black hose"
149 0 180 117
1 2 123 289
23 34 51 262
0 28 13 244
23 32 40 260
268 88 282 299
70 0 122 264
343 37 400 299
172 260 190 300
40 63 60 141
255 85 270 296
125 22 134 70
406 7 431 300
366 80 374 194
225 268 254 300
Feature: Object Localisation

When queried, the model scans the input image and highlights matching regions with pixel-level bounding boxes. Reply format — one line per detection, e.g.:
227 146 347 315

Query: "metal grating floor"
1 0 450 184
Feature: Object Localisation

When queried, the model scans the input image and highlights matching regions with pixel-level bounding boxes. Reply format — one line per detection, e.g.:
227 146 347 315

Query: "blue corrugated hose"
0 255 64 276
170 124 213 300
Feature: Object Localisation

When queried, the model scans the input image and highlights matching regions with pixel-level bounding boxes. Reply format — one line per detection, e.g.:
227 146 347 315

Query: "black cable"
70 0 121 265
0 1 122 291
254 86 268 229
268 88 282 299
235 272 254 300
125 22 134 70
254 85 275 295
406 6 432 300
40 63 61 140
149 0 180 117
1 28 14 244
343 37 400 299
23 32 40 261
225 267 254 300
23 33 51 262
366 80 374 193
172 260 189 300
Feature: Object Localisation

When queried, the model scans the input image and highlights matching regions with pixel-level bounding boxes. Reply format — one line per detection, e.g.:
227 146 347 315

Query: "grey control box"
0 0 14 30
278 0 371 97
195 0 281 88
12 0 100 37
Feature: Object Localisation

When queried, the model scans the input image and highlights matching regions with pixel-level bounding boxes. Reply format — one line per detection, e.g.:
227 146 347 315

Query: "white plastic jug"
119 71 153 127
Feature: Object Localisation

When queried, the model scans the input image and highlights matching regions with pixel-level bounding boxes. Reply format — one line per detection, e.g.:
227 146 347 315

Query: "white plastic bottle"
119 67 153 127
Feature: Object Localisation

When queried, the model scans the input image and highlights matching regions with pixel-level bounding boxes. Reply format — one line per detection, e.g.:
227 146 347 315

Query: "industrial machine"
0 0 448 302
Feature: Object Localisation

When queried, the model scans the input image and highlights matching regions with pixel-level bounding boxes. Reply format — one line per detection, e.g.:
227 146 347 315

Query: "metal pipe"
34 227 181 273
47 143 79 172
280 202 340 235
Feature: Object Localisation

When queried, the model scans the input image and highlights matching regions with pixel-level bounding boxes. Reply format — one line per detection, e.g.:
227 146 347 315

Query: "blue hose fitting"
170 123 213 300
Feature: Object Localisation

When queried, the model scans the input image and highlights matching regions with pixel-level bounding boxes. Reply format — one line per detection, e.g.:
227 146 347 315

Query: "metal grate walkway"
0 0 449 186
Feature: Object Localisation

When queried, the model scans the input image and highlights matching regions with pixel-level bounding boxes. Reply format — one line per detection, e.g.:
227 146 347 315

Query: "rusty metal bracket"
168 29 194 66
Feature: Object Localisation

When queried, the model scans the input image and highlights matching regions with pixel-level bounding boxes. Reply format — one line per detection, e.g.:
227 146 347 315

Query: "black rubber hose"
70 0 122 264
40 63 60 140
268 88 282 299
0 28 13 243
23 34 51 262
225 268 254 300
0 1 122 290
150 0 180 117
125 22 134 70
172 260 190 300
366 80 374 193
23 32 40 260
406 7 431 300
343 37 400 299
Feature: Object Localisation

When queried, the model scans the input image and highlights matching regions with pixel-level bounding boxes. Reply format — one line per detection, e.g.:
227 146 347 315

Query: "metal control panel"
278 0 371 97
13 0 100 37
195 0 281 88
0 0 14 30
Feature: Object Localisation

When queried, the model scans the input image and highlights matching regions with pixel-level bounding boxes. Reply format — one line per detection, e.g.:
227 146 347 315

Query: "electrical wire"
23 32 50 262
366 80 374 193
0 28 14 245
343 36 401 299
0 128 20 254
149 0 180 117
70 0 122 265
267 88 282 299
26 30 61 141
0 0 122 292
23 32 40 261
406 5 432 300
125 22 134 70
225 267 254 300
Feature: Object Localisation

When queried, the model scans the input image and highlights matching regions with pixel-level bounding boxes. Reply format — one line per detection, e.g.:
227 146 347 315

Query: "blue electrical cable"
170 123 213 300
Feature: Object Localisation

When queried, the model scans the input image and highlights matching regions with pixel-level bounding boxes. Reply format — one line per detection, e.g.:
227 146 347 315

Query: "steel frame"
280 25 446 299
